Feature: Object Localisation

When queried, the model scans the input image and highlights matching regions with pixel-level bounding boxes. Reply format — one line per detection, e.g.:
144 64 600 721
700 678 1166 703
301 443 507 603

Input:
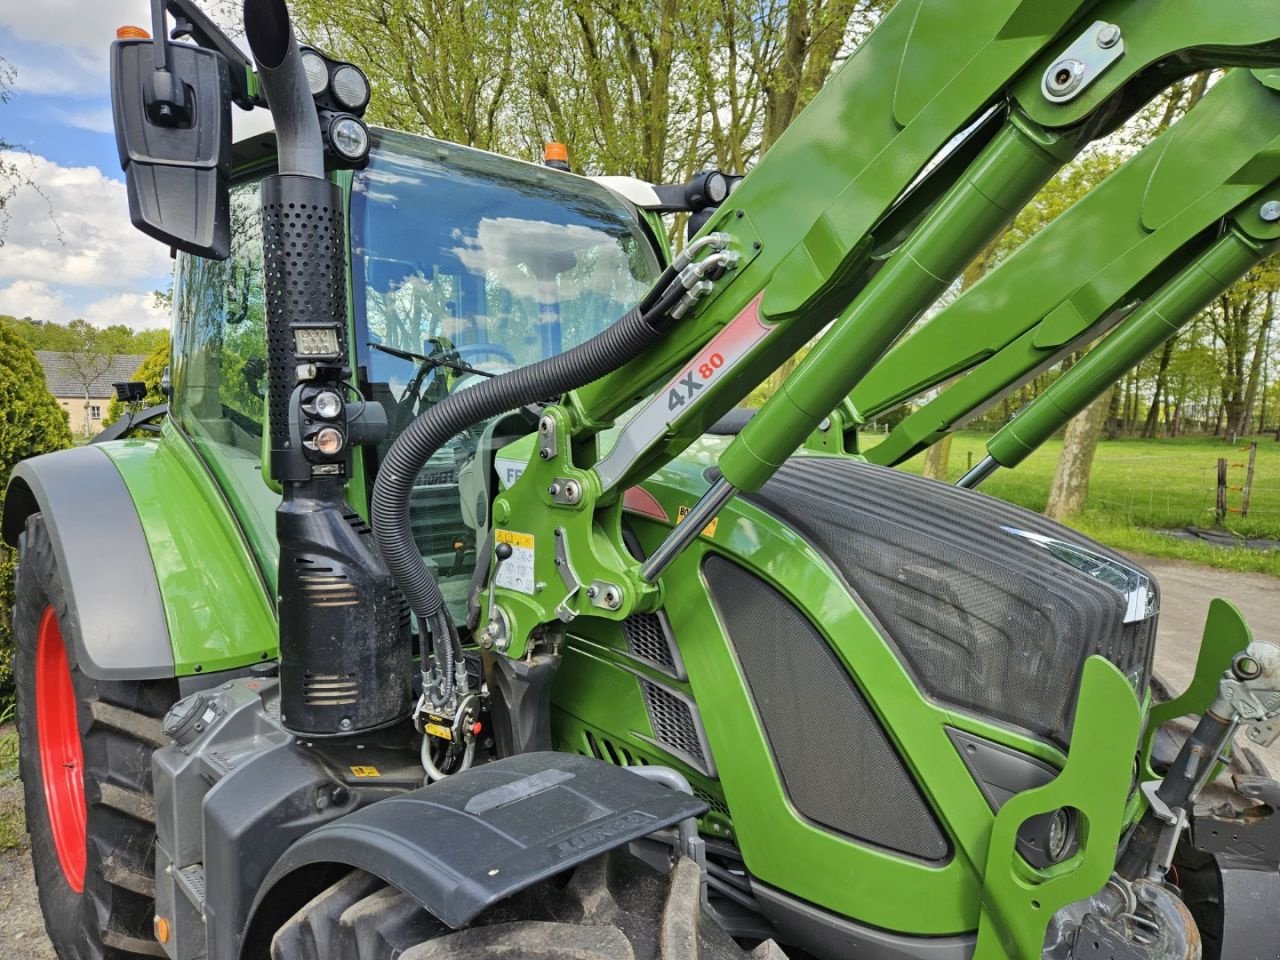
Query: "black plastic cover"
256 752 707 929
111 40 231 259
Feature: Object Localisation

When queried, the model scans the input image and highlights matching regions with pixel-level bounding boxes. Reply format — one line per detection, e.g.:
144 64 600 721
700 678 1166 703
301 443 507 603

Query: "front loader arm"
853 68 1280 469
488 1 1280 659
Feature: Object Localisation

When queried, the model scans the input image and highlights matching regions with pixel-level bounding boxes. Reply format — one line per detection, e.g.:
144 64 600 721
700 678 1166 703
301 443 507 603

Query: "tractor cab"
170 126 664 616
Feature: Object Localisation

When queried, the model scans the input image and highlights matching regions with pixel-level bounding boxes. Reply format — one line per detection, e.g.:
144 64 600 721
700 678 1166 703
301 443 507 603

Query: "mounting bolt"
1260 200 1280 223
339 718 352 731
538 448 552 460
602 588 621 610
548 483 561 497
586 585 599 599
562 480 581 504
1095 23 1121 49
538 416 554 435
1045 58 1086 98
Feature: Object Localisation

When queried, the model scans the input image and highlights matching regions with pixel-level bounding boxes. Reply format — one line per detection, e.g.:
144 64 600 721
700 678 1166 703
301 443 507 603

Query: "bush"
104 333 170 426
0 322 73 705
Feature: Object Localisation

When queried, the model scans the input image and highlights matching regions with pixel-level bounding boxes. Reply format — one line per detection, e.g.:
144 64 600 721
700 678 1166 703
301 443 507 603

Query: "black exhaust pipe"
243 0 323 177
244 0 411 737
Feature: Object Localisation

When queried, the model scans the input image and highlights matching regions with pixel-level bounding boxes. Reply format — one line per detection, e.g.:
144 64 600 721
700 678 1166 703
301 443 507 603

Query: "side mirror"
111 38 232 259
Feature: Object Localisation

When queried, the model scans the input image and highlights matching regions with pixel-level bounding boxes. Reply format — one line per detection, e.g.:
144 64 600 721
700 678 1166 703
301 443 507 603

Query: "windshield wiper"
367 342 496 379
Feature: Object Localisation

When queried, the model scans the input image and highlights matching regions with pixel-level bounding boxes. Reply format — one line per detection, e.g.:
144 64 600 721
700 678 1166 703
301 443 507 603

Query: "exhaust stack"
243 0 410 737
243 0 323 178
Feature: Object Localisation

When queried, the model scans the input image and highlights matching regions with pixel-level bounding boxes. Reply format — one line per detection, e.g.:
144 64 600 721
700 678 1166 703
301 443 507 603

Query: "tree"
104 333 171 426
0 321 73 704
60 319 115 439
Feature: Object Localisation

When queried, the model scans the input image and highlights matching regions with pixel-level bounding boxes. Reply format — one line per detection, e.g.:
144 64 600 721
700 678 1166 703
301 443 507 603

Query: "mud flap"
253 752 707 931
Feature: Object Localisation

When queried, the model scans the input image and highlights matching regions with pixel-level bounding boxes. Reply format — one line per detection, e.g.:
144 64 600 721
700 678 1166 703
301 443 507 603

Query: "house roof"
35 351 149 400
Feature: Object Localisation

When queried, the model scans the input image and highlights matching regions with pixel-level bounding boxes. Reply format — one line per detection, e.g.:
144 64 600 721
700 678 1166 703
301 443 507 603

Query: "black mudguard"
2 446 174 679
244 752 706 950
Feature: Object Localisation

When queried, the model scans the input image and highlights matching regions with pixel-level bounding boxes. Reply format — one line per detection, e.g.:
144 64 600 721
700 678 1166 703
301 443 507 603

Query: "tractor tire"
270 850 787 960
13 513 178 960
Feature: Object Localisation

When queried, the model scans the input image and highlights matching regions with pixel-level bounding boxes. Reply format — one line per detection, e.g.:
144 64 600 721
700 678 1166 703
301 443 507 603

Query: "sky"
0 1 243 330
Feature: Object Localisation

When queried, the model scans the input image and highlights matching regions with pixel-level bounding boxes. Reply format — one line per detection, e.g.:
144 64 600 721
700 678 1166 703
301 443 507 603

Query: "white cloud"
57 106 114 134
2 1 245 96
0 150 171 291
0 280 169 330
0 278 66 322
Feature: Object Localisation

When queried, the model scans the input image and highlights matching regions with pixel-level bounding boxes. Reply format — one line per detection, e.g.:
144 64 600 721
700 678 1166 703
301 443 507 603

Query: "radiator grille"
621 612 684 677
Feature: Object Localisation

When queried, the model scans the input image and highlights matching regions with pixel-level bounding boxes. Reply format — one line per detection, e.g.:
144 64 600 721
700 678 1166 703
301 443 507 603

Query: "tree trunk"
1045 391 1109 521
1141 338 1176 438
922 434 954 481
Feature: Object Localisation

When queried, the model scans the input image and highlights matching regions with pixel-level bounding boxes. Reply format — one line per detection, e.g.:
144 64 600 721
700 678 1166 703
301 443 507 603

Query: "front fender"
241 752 706 956
3 430 277 679
3 444 175 679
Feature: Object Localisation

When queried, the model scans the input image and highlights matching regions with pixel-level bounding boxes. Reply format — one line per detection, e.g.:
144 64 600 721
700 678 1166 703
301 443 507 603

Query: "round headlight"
328 115 370 163
300 49 329 97
312 390 343 420
331 64 371 111
1047 807 1073 862
311 426 345 456
705 171 728 205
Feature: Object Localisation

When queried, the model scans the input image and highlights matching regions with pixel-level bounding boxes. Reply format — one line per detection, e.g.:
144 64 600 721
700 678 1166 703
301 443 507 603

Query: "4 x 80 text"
668 352 725 411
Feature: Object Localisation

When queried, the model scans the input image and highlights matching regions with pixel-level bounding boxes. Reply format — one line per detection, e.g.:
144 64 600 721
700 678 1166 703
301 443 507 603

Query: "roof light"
300 49 329 96
116 25 150 40
543 142 570 171
331 64 370 111
327 114 370 164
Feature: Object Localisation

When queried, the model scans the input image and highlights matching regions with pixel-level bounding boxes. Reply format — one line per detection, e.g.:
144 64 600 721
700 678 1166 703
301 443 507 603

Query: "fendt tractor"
8 0 1280 957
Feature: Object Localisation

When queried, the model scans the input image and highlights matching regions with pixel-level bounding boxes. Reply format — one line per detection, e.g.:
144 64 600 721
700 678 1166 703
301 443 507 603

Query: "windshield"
352 130 662 619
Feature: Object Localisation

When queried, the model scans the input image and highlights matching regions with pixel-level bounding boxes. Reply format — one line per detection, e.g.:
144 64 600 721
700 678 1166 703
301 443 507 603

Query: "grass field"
864 431 1280 578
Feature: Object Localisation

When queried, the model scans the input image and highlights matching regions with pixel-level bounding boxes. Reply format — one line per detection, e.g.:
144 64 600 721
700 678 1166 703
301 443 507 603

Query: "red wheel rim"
35 606 86 892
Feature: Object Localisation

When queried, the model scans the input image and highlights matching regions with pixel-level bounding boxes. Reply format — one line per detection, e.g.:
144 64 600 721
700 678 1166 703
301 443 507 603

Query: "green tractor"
7 0 1280 957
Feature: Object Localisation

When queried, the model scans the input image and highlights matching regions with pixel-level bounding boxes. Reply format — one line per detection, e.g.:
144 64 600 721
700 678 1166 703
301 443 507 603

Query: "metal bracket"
537 414 558 462
552 528 581 622
1042 21 1125 104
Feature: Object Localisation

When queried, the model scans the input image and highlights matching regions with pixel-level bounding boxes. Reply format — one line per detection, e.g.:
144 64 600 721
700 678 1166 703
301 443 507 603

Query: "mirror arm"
165 0 261 109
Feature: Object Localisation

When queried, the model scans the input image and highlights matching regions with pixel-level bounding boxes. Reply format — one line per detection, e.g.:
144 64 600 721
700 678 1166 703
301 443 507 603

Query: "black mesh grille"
638 679 711 774
740 458 1158 747
622 612 683 677
705 556 949 861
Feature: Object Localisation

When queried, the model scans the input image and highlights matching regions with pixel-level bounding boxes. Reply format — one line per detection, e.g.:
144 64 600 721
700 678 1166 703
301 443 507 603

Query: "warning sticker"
676 506 719 538
349 765 381 778
424 722 453 741
494 529 536 595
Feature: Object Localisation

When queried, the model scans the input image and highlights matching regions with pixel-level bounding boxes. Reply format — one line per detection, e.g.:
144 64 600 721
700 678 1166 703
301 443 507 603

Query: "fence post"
1216 457 1228 524
1241 442 1258 518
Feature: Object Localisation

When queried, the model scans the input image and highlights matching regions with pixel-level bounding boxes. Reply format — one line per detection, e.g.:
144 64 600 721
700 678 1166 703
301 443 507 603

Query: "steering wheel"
454 342 519 366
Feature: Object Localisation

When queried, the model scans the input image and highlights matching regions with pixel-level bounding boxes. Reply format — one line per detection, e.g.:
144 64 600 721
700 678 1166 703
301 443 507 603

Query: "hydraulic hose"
371 305 665 654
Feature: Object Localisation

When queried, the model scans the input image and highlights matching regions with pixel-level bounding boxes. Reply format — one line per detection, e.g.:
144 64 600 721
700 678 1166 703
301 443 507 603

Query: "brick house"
36 351 148 438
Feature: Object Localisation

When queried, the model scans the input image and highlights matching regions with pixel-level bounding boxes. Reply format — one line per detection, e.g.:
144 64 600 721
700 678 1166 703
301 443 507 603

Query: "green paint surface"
99 424 277 675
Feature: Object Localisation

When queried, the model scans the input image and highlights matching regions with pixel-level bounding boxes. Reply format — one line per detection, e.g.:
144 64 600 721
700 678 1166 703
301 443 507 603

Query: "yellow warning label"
349 765 381 778
495 529 534 549
676 506 719 537
425 722 454 741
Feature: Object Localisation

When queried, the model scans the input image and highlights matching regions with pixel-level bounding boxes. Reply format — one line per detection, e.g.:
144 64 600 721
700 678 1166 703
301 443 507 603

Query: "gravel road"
0 555 1274 957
